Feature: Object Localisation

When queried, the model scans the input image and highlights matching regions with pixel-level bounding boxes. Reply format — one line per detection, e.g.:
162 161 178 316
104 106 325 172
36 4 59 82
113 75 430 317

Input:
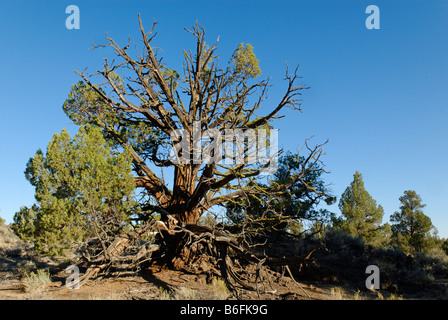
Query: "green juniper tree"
390 190 435 253
13 125 137 255
231 43 262 79
333 171 390 246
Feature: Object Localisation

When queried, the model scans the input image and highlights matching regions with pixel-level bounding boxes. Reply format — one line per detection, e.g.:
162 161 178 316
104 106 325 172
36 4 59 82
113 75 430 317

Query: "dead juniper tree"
63 15 330 289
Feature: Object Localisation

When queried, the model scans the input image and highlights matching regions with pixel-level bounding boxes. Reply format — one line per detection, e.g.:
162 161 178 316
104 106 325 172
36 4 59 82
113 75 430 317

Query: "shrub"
406 269 435 288
427 247 448 263
22 269 51 293
415 249 448 277
324 229 365 257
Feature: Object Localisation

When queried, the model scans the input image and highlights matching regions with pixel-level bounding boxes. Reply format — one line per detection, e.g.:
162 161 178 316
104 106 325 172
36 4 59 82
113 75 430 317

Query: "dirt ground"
0 263 379 301
1 223 446 300
0 251 417 301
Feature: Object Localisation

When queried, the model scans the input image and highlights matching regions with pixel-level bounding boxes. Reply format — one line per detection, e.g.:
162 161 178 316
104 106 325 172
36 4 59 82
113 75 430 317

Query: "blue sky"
0 1 447 237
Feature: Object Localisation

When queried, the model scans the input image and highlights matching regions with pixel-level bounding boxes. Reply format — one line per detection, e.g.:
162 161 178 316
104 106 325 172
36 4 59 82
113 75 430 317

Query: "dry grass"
376 292 404 300
22 269 51 293
330 287 371 300
158 287 171 300
157 277 229 300
209 277 229 300
156 286 200 300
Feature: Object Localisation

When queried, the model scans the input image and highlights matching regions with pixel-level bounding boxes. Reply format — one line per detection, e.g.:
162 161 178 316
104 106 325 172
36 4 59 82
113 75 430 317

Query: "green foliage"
333 171 390 246
12 205 38 242
230 43 262 79
390 190 435 253
13 125 137 255
63 80 167 164
160 66 180 92
63 81 112 127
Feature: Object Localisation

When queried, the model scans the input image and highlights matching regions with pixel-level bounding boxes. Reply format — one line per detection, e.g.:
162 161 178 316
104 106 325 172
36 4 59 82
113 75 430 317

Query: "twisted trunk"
170 164 201 225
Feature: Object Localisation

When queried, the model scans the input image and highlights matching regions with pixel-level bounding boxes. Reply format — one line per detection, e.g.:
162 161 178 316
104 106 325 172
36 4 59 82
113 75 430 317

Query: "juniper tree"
333 171 390 246
13 125 136 255
390 190 435 252
62 16 324 233
9 18 337 289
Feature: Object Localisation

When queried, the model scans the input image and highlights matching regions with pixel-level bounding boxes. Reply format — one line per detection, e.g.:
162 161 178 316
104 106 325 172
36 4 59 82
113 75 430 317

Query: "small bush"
412 249 448 280
330 287 345 300
371 248 407 274
22 269 51 293
324 230 365 256
427 248 448 262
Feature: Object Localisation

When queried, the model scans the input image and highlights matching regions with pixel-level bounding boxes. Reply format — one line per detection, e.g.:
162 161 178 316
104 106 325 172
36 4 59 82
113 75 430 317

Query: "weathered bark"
170 164 200 224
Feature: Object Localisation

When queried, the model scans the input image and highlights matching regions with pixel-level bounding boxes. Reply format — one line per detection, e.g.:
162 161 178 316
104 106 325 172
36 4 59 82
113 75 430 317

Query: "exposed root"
75 221 160 286
74 222 318 299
